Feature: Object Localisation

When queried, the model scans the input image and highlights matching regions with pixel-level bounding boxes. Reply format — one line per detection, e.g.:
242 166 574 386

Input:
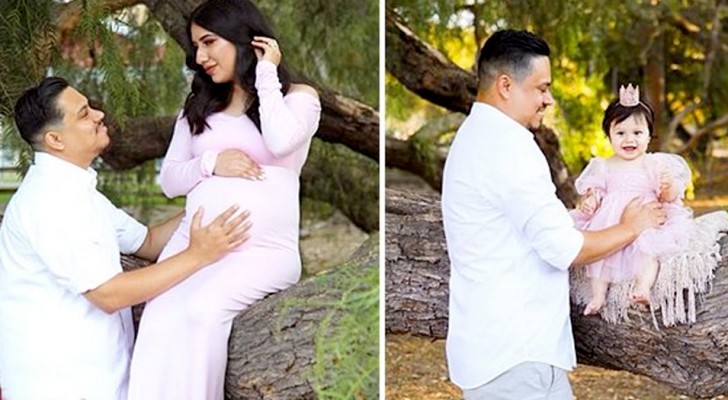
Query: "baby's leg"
584 278 609 315
632 257 659 304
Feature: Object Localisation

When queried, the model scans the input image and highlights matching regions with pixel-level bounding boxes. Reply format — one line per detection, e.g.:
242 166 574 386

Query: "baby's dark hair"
601 97 655 137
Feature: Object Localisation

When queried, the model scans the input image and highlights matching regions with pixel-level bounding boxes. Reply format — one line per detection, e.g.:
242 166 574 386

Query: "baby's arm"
656 153 691 203
577 188 601 216
658 172 679 203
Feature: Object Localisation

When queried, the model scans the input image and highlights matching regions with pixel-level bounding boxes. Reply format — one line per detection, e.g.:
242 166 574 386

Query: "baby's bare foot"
631 288 651 305
583 298 605 316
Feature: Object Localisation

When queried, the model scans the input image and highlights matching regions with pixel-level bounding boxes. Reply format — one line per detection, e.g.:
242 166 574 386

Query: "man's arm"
134 211 184 261
572 198 666 266
84 206 250 314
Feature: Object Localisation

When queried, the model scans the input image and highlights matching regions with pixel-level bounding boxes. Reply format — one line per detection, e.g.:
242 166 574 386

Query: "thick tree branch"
677 111 728 155
385 8 476 115
316 88 379 161
385 114 462 191
385 136 444 191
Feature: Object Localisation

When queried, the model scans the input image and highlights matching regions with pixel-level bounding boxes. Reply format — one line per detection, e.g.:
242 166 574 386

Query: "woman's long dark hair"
183 0 292 135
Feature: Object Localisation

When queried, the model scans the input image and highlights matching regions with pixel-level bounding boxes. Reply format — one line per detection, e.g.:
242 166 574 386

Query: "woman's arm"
255 61 321 157
158 114 219 198
134 211 184 261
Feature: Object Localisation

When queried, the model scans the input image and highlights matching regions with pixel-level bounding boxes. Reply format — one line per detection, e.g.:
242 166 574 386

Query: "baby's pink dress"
570 153 694 282
127 60 321 400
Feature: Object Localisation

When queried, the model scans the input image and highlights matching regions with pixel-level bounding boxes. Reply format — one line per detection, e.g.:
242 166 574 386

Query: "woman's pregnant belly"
179 166 300 254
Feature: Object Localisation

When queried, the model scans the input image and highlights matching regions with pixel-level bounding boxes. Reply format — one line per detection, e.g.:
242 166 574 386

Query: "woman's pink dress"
570 153 694 282
127 60 321 400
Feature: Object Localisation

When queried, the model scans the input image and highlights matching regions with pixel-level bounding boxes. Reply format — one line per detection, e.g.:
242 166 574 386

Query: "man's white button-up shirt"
442 102 585 389
0 152 147 400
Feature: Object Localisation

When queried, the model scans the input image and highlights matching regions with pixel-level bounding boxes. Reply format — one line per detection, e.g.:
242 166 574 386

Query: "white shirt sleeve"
485 138 584 270
97 194 148 254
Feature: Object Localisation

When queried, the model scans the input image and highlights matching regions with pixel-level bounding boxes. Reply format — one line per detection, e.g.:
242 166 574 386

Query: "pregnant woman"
127 0 320 398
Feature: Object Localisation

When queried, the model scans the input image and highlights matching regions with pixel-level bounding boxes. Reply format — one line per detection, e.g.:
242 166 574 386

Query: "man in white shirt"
0 77 251 400
441 30 666 399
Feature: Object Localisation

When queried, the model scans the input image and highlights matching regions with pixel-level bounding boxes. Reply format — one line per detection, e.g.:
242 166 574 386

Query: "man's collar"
33 152 98 188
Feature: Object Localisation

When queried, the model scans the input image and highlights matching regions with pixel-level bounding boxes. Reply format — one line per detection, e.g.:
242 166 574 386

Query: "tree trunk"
385 188 728 398
300 141 379 233
121 235 378 400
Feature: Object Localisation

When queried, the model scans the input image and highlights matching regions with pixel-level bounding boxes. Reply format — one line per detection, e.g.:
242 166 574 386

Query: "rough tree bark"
119 235 378 400
385 188 728 398
385 9 576 205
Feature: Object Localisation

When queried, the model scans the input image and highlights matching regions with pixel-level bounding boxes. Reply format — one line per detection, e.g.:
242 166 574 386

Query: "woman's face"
190 23 237 83
608 113 651 161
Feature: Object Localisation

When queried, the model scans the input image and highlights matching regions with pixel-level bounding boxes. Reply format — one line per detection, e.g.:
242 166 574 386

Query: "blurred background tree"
387 0 728 192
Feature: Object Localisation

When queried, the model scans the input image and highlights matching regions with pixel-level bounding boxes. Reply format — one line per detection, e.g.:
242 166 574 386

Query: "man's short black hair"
14 77 70 149
477 30 550 89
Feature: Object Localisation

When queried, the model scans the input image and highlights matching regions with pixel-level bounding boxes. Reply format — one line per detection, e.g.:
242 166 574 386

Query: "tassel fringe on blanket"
570 210 728 327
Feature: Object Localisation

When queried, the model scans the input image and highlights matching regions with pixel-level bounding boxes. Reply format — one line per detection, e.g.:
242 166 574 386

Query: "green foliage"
97 160 173 222
0 0 57 116
550 64 612 174
260 0 379 105
0 115 32 176
0 1 189 208
308 253 378 399
386 73 450 138
0 0 58 171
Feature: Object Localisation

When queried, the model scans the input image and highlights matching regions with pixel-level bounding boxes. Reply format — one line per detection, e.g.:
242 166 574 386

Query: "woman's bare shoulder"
288 83 319 100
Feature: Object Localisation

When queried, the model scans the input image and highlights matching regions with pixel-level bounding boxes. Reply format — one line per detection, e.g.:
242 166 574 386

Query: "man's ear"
42 129 65 152
495 74 512 100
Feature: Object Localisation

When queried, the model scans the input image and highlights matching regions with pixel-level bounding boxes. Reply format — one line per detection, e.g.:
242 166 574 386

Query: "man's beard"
527 118 543 132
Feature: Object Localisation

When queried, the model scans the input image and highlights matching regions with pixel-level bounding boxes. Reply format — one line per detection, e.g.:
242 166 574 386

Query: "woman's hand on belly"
214 149 265 180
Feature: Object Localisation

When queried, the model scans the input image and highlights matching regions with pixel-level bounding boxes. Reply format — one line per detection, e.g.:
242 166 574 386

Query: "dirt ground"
385 334 727 400
384 166 728 400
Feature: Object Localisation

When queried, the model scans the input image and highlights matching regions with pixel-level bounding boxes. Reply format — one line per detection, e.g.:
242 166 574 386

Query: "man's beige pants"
462 362 574 400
